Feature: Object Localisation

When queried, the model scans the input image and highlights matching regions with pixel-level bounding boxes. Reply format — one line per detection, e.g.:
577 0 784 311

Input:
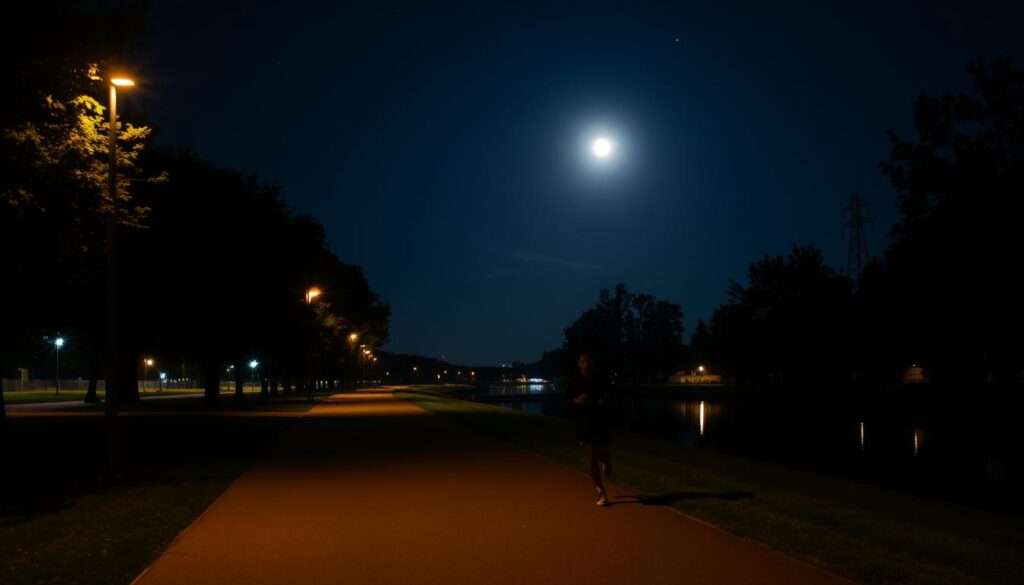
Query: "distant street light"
53 336 65 396
305 287 321 401
347 333 360 390
158 371 166 392
143 358 154 392
249 359 259 393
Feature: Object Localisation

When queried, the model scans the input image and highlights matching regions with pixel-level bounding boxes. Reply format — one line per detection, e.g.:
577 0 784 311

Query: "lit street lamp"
347 333 360 391
249 359 259 392
105 74 135 478
143 358 154 393
53 336 65 396
305 287 321 401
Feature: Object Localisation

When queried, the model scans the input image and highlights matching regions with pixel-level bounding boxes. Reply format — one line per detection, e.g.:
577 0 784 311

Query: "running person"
563 352 613 506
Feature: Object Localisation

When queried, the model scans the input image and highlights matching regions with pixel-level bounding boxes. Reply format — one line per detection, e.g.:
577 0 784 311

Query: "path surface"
133 388 852 585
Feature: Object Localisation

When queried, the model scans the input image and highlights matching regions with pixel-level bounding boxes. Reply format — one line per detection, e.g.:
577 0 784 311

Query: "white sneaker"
596 492 609 507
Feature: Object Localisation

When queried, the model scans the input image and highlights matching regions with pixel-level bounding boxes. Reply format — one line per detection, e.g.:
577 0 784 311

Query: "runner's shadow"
609 491 753 507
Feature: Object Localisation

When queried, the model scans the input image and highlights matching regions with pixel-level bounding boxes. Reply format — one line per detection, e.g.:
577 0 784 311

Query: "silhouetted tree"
878 57 1024 383
1 1 152 421
561 284 685 384
708 245 853 385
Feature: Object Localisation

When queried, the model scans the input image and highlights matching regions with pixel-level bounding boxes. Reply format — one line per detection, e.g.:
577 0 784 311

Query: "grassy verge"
0 392 333 583
396 387 1024 585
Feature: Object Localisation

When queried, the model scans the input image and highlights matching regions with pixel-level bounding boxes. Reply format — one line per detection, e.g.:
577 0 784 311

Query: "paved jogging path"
133 388 852 585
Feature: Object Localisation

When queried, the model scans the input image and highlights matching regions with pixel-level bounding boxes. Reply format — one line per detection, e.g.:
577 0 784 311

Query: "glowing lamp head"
145 358 154 366
591 137 613 158
305 287 322 304
54 337 65 348
110 77 135 87
249 359 259 369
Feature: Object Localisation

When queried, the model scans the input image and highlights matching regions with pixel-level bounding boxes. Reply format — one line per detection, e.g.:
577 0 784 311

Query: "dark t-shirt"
563 374 611 445
562 375 609 418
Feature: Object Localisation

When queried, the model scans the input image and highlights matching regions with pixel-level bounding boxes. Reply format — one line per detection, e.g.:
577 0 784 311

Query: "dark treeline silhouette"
533 284 686 384
373 351 508 386
0 2 389 423
534 59 1024 389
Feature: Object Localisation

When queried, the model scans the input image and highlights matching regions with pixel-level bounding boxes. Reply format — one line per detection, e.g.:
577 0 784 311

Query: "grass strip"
0 395 327 583
397 387 1024 585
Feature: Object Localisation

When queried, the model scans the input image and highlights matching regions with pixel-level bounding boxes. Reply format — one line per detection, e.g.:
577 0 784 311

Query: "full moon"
591 137 613 158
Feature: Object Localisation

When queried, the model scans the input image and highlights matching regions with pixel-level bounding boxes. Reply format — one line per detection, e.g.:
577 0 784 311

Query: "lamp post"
105 75 134 479
143 358 154 393
305 287 321 402
53 336 65 396
249 359 259 393
347 333 359 390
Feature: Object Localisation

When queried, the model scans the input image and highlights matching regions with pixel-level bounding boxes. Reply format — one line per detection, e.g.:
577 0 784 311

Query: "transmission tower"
843 193 872 283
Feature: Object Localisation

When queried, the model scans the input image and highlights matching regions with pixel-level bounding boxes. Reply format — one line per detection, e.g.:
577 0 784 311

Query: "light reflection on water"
487 383 553 395
479 391 1022 514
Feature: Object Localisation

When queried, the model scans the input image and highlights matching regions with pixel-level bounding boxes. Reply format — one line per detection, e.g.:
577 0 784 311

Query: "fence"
3 378 264 394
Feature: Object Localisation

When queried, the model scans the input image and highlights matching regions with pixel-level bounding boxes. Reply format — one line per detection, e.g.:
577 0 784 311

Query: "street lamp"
158 371 166 392
249 359 259 393
105 74 135 478
53 336 65 396
305 287 322 304
305 287 321 401
143 358 154 392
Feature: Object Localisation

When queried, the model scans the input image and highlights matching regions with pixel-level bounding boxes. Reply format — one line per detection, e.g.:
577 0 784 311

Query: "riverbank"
397 386 1024 585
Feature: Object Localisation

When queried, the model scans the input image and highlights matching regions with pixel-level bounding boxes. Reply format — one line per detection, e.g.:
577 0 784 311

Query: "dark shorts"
577 414 610 447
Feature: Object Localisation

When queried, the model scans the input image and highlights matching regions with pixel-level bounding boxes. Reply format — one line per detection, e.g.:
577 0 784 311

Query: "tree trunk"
0 376 7 432
260 376 268 398
202 354 220 404
85 346 101 403
233 362 245 401
85 375 100 403
270 374 279 397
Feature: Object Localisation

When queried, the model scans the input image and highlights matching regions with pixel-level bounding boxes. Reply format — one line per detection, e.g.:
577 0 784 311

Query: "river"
473 383 1024 516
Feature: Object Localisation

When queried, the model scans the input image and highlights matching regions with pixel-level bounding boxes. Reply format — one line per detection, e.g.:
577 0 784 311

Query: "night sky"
130 1 1024 365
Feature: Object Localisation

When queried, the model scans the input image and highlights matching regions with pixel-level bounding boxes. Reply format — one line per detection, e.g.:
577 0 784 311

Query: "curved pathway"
133 388 852 585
